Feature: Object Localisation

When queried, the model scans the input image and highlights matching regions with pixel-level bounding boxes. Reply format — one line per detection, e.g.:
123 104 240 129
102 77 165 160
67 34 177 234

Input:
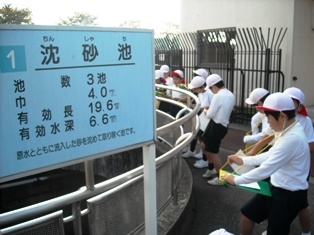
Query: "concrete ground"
183 123 314 235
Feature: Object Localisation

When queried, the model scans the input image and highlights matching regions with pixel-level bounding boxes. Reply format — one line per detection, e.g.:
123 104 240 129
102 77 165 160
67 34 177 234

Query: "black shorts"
158 101 171 113
241 185 308 235
202 119 228 153
196 110 204 139
197 129 204 139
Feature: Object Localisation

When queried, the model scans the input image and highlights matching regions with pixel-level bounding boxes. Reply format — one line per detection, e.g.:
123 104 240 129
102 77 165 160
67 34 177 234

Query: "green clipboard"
220 170 272 197
237 179 272 197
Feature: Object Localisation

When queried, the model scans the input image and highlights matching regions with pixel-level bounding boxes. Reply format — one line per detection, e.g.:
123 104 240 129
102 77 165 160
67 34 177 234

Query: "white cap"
245 88 269 105
188 76 206 89
172 70 184 79
256 92 295 112
283 87 305 104
160 65 170 73
193 68 209 79
205 74 222 89
155 70 164 79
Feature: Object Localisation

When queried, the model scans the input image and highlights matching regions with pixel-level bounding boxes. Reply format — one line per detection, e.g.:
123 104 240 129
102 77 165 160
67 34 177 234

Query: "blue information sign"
0 25 155 183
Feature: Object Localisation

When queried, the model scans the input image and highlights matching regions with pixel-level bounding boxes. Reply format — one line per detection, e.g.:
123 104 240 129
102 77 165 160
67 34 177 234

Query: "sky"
1 0 180 32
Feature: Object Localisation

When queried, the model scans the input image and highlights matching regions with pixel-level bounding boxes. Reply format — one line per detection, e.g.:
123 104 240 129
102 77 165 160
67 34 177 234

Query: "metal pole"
143 144 157 235
72 202 82 235
84 160 95 191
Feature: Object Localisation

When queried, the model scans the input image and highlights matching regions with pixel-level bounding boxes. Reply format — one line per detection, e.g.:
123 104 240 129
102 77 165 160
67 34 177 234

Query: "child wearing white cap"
248 87 314 156
234 87 313 235
243 88 270 151
154 69 167 98
158 65 173 114
155 69 166 85
168 69 188 117
222 92 310 235
160 64 174 87
182 76 214 170
201 74 235 185
193 68 209 79
182 68 209 164
284 87 314 144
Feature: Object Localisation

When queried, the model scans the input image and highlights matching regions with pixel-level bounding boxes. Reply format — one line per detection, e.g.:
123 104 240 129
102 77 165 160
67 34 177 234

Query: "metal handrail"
0 85 200 232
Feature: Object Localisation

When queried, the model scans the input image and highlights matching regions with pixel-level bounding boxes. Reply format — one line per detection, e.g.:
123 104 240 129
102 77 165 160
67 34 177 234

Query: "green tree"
58 12 98 26
0 4 33 24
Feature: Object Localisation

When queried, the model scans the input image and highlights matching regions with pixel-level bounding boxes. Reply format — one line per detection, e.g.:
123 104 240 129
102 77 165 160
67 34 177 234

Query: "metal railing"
155 27 288 124
0 85 200 235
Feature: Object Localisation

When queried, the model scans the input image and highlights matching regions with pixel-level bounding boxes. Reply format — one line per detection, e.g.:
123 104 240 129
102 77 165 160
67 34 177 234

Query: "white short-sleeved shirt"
205 88 235 127
198 89 214 108
171 85 187 100
296 114 314 143
235 122 310 191
165 76 174 86
244 112 270 144
165 77 174 96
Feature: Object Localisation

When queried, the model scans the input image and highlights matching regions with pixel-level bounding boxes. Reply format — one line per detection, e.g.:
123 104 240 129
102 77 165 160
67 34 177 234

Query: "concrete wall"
180 0 314 106
290 0 314 106
181 0 294 31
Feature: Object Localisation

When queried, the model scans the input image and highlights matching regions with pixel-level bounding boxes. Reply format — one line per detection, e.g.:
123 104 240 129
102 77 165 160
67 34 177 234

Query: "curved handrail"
0 85 201 229
155 84 200 136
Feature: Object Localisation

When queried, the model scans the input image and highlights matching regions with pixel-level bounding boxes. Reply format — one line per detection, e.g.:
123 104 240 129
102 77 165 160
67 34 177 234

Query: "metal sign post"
143 144 157 235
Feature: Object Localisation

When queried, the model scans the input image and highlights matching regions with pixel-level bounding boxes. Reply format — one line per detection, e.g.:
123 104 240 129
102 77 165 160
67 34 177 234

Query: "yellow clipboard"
219 169 272 197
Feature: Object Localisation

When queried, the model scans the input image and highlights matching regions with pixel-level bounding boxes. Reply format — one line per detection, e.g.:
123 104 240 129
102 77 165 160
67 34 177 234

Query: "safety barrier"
0 85 200 235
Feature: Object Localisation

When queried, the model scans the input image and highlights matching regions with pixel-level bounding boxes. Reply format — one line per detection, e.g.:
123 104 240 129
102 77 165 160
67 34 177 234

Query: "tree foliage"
161 21 180 34
0 4 33 24
119 20 141 28
58 12 98 26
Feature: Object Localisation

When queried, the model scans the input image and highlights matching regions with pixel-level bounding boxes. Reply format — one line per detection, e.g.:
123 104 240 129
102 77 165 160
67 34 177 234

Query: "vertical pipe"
277 49 284 91
172 155 178 205
72 202 82 235
85 160 95 191
143 144 157 235
265 48 271 89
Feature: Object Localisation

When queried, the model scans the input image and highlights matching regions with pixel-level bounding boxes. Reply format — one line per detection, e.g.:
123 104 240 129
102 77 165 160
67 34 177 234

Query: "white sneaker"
182 150 195 158
207 177 224 186
202 169 217 178
194 159 208 168
194 151 203 159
